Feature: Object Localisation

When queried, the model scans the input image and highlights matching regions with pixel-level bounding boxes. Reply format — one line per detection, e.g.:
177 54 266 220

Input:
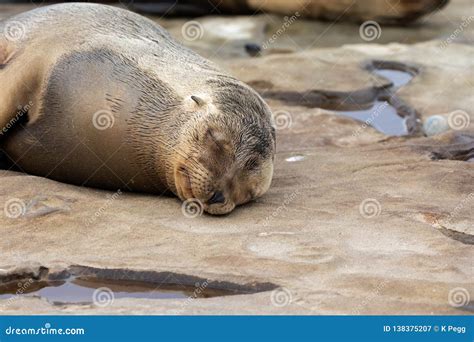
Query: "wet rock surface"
0 1 473 314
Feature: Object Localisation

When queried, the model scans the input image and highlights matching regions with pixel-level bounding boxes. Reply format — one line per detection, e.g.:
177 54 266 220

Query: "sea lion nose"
208 191 225 205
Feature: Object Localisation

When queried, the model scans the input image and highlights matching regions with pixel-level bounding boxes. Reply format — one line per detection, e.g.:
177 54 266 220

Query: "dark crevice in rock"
0 266 48 284
429 133 474 162
422 212 473 246
67 265 278 293
437 225 474 245
431 148 474 162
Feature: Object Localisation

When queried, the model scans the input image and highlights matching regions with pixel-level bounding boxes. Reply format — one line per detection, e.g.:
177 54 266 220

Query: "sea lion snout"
173 162 237 215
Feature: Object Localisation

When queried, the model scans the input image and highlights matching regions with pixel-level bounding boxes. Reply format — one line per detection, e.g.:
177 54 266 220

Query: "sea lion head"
172 80 275 215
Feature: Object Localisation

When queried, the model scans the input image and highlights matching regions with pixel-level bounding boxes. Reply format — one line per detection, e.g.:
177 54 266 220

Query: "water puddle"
0 266 278 305
0 276 236 303
372 69 413 88
331 65 416 136
336 100 407 136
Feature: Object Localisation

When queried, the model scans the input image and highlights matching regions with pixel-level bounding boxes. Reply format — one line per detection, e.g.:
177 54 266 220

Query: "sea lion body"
0 4 275 214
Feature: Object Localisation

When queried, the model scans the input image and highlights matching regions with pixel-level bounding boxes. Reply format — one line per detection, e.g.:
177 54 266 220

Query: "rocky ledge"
0 2 473 315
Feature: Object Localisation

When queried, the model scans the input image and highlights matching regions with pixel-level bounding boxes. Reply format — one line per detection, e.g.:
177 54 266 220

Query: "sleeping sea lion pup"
0 3 275 215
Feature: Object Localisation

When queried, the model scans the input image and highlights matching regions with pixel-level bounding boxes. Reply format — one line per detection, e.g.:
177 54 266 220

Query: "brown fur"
0 3 275 215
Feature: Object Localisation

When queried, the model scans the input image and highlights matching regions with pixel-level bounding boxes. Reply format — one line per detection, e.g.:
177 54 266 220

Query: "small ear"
191 95 206 107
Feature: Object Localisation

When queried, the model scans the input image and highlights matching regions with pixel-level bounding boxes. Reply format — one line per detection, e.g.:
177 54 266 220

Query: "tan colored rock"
0 2 473 316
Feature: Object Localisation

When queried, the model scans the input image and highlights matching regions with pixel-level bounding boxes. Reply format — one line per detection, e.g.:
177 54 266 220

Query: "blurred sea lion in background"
127 0 449 24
